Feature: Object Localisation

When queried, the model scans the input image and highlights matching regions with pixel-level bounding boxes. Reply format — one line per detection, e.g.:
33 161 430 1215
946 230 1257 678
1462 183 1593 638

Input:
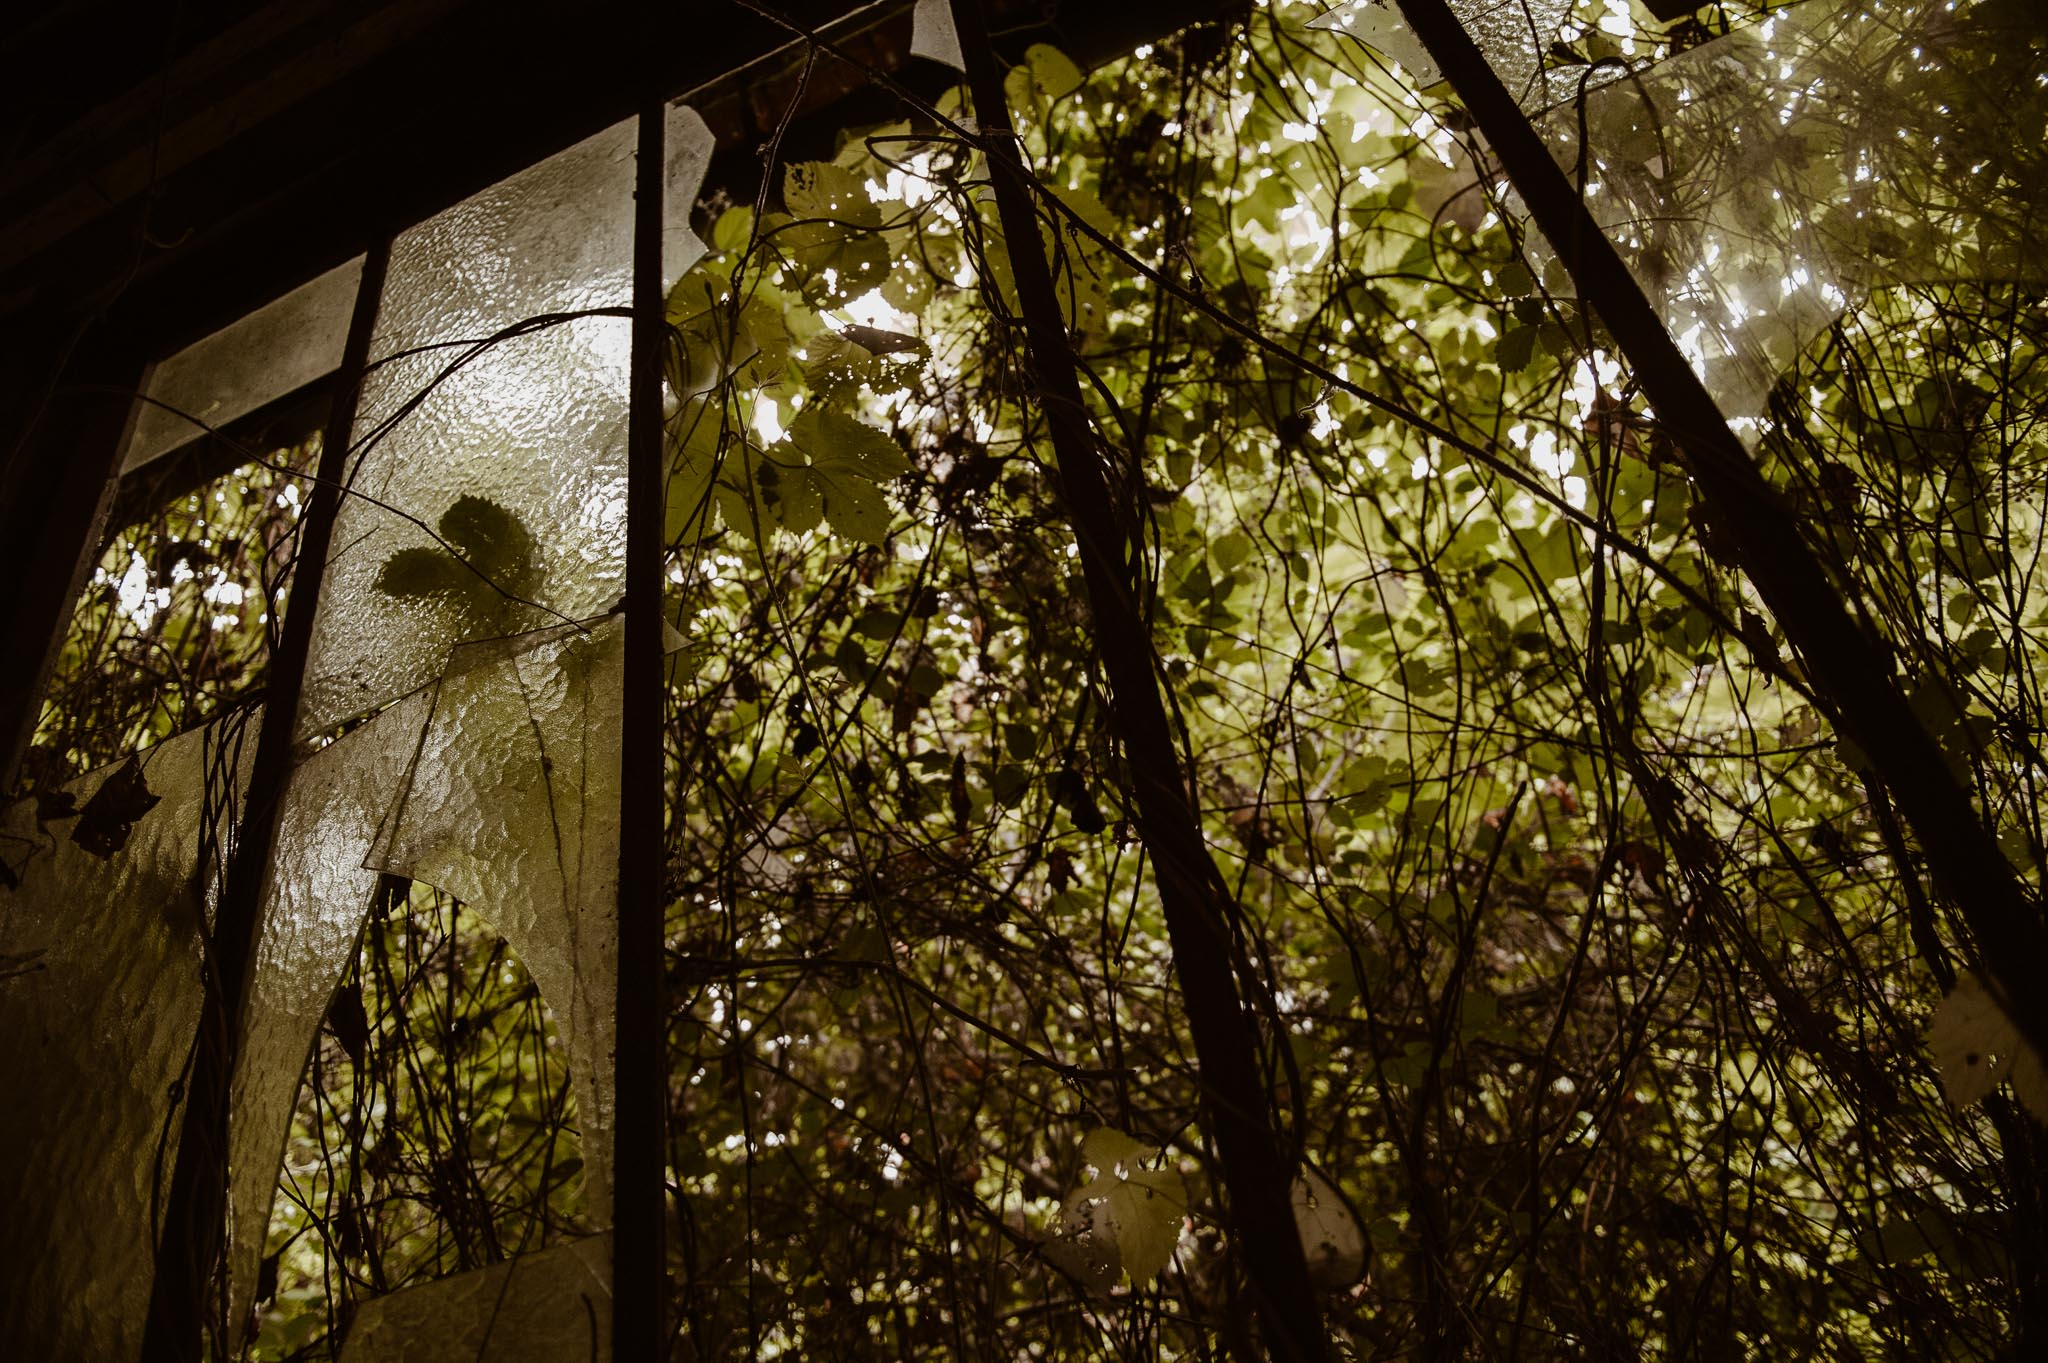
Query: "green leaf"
1496 326 1537 373
787 465 886 543
437 495 540 596
1004 723 1038 760
711 206 755 253
794 406 914 480
783 162 882 228
665 399 725 543
373 546 472 600
773 460 825 536
855 610 903 640
1061 1128 1186 1288
1048 184 1117 236
1007 44 1084 104
992 763 1029 805
778 407 913 544
1930 973 2048 1119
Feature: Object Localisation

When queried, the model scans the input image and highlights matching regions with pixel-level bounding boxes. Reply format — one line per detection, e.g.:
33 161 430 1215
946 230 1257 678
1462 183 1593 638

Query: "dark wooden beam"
614 49 671 1363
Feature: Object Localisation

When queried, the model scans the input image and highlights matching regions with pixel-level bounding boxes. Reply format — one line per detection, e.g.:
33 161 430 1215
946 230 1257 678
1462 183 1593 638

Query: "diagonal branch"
949 3 1330 1357
1393 0 2048 1056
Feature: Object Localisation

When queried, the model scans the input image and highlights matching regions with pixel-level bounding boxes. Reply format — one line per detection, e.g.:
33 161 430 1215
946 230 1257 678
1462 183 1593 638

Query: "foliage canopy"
18 0 2048 1358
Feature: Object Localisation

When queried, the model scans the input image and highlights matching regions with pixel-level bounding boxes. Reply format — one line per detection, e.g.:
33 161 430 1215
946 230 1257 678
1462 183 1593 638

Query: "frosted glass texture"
1457 0 1577 109
339 1234 613 1363
0 715 258 1361
367 616 626 1227
1537 0 2045 426
124 257 365 473
297 120 638 734
299 106 714 737
228 685 438 1336
911 0 965 70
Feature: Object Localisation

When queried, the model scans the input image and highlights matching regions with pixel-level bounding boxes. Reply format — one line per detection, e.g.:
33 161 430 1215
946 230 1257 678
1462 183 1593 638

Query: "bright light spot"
839 287 918 333
1567 353 1624 422
115 553 156 627
753 398 786 444
1529 430 1573 480
868 152 937 208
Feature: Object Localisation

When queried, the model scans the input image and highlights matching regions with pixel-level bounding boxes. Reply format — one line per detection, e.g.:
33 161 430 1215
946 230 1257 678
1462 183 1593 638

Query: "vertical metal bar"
141 238 390 1363
616 95 670 1360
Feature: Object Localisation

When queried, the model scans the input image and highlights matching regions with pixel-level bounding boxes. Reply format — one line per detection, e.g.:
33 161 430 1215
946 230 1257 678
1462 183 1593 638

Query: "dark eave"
0 0 1239 363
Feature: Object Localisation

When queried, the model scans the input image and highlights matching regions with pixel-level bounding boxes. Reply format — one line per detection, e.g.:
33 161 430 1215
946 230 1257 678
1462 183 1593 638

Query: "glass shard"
0 714 258 1360
665 104 716 287
337 1234 612 1362
124 258 365 474
911 0 965 71
366 616 625 1226
228 684 437 1339
229 617 624 1334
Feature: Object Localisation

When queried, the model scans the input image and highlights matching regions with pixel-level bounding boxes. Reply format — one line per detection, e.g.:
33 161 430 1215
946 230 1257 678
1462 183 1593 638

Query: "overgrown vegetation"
27 0 2048 1357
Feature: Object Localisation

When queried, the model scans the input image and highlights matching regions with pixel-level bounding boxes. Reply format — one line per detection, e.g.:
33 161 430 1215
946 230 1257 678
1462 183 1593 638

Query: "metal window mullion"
615 96 670 1359
140 237 391 1363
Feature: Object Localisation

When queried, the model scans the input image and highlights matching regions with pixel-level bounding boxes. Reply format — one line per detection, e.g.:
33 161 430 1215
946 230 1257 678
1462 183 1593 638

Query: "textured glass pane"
366 616 625 1225
338 1234 612 1362
911 0 965 70
0 714 257 1360
298 106 712 737
665 104 716 287
1537 0 2045 427
1455 0 1576 107
296 121 639 736
124 258 365 473
228 684 437 1336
